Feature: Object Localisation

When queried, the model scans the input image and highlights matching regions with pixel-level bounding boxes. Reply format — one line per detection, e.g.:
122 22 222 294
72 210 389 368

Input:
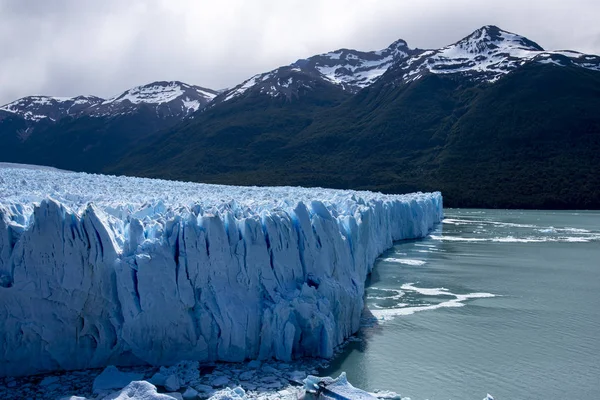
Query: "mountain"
109 39 422 179
2 26 599 208
0 95 103 121
84 81 217 118
390 25 600 84
0 81 217 122
0 81 217 171
0 95 104 144
110 26 600 209
211 38 418 106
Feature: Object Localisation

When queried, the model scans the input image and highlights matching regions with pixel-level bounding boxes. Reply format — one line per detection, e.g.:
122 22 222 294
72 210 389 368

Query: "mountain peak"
387 38 409 49
385 24 594 84
0 81 218 122
214 38 420 104
457 25 544 52
105 81 217 106
0 95 104 122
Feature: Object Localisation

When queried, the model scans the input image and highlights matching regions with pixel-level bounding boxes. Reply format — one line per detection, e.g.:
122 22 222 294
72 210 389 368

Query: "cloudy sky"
1 0 599 104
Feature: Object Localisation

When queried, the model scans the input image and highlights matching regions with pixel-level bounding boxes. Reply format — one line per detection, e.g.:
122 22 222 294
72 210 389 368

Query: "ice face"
0 166 443 377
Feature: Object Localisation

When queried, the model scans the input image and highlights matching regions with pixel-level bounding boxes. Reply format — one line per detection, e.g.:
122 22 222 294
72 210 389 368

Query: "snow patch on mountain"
0 95 103 121
308 39 413 90
90 81 217 118
216 39 417 104
218 68 330 104
0 82 217 122
102 82 216 106
0 167 442 377
395 25 600 83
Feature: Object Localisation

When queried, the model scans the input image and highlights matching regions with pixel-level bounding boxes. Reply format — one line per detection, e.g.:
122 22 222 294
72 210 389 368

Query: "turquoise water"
321 209 600 399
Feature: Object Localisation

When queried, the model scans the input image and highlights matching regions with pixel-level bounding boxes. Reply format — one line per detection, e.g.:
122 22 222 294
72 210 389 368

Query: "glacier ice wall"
0 167 443 377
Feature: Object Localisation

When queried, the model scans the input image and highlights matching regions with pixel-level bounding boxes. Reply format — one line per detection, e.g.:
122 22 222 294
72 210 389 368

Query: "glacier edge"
0 169 442 377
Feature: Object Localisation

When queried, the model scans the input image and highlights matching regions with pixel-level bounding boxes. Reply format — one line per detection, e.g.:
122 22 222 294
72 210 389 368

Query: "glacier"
0 165 443 377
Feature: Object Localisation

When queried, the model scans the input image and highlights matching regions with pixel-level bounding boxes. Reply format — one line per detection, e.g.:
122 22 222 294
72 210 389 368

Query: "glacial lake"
321 209 600 400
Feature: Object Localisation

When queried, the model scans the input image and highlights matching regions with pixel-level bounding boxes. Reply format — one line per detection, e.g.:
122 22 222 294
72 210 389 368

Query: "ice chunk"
238 371 255 381
207 387 246 400
102 381 180 400
40 376 60 386
182 387 199 400
148 372 168 387
304 372 377 399
370 390 404 399
163 374 180 392
93 366 144 394
210 376 230 387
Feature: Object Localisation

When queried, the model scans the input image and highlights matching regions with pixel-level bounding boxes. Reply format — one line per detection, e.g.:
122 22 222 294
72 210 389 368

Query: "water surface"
322 209 600 399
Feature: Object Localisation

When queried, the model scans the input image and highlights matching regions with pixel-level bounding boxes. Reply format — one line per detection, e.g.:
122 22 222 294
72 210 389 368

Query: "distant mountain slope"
110 26 600 209
0 81 218 172
392 26 600 84
84 81 217 118
1 37 416 174
0 95 103 121
278 62 600 208
211 38 419 106
113 76 351 180
0 81 217 122
3 26 600 208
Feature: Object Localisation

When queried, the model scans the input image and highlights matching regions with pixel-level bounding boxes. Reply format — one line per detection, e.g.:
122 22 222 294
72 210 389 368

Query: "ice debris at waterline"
304 372 380 399
0 167 443 377
1 359 315 400
0 359 489 400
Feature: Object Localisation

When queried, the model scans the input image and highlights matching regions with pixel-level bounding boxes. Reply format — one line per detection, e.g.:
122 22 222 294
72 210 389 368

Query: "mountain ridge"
0 81 217 122
2 25 600 208
3 25 599 119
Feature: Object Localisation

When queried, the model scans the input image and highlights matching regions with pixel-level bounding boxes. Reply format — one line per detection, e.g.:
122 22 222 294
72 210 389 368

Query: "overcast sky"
1 0 599 105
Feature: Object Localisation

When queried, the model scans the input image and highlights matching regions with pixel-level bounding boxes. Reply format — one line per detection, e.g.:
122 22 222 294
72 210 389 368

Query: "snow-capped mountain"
0 81 220 174
215 66 338 104
292 38 419 91
85 81 217 118
391 25 600 84
0 81 217 124
0 95 103 122
214 38 419 104
2 24 600 203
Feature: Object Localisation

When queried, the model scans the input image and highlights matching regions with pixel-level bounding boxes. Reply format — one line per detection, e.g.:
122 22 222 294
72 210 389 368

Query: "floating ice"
439 217 600 243
380 258 426 266
0 167 442 377
304 372 378 399
371 283 495 319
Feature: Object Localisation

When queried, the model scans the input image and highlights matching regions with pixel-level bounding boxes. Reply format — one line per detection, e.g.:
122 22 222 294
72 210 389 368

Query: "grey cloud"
0 0 599 105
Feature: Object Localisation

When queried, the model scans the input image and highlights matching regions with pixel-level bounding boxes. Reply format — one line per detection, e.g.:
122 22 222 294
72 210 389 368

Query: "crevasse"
0 167 443 377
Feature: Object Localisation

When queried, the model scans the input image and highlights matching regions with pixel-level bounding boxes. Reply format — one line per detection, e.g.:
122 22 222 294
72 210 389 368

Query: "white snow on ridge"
222 75 260 102
0 168 443 377
104 82 185 104
0 95 103 121
400 26 600 83
103 82 216 106
315 47 408 89
1 82 217 121
217 40 412 103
